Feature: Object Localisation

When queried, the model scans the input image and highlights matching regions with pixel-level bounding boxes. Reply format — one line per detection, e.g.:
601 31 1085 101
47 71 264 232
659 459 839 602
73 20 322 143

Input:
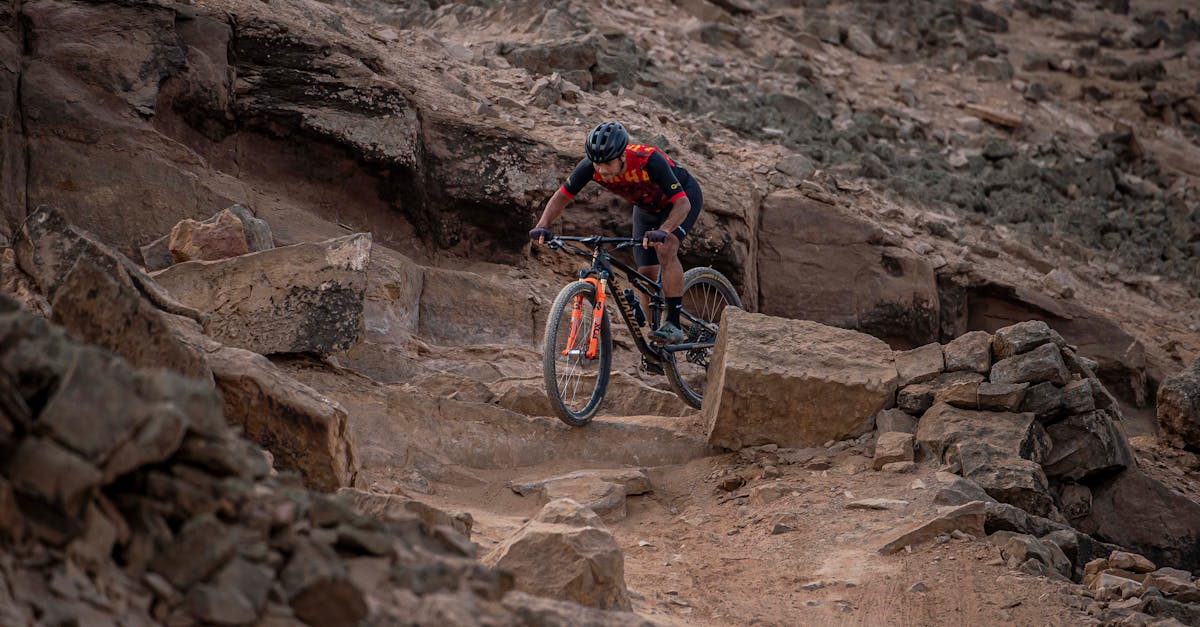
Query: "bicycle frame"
548 236 718 362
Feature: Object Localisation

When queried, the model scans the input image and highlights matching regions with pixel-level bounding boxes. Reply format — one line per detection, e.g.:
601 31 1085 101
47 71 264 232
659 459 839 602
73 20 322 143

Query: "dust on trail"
423 440 1089 626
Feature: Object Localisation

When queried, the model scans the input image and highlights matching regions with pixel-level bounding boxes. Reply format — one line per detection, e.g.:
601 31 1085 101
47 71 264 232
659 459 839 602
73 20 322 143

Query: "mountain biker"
530 121 703 348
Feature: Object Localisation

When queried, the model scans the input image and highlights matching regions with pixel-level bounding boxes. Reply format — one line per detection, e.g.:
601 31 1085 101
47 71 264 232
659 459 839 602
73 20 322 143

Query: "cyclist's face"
593 157 623 178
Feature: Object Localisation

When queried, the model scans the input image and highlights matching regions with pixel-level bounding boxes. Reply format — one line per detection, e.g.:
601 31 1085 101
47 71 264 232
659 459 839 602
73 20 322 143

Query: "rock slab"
705 308 899 449
153 234 371 355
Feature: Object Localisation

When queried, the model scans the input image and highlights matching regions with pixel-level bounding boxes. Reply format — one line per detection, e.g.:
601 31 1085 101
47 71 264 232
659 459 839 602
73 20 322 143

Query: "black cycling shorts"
631 176 702 267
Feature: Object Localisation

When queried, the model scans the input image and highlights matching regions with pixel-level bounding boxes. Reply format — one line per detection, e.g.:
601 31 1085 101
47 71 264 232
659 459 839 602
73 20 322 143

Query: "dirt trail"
400 415 1092 626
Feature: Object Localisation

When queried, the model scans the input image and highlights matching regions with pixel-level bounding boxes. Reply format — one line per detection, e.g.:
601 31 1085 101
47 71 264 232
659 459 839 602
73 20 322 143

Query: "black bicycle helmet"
585 121 628 164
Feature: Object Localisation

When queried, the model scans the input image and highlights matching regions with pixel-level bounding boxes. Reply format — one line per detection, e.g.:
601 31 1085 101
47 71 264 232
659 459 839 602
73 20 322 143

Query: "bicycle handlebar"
546 234 642 252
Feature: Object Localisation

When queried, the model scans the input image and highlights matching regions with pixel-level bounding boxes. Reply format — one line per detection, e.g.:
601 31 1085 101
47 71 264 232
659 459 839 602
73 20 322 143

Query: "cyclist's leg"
656 178 703 300
632 204 661 294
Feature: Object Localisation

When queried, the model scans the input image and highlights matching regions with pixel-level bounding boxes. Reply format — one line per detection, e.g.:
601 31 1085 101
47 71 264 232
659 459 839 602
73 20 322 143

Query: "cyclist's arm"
533 188 572 230
535 159 594 229
645 152 691 235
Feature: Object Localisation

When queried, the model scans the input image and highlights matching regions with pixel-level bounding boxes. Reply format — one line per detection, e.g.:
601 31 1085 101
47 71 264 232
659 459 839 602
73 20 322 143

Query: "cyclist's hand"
529 226 550 245
642 229 668 248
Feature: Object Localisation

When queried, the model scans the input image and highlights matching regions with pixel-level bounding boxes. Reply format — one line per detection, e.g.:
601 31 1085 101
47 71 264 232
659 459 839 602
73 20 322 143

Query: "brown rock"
878 501 986 554
943 330 992 373
756 191 938 347
14 207 205 323
1020 381 1064 422
50 260 212 381
978 382 1028 411
1042 410 1133 481
0 478 24 542
917 403 1048 464
150 514 239 590
934 379 980 409
1060 482 1093 522
508 469 651 499
962 103 1024 129
208 345 359 491
993 320 1062 359
704 308 899 449
542 478 628 522
875 408 917 434
1001 534 1071 578
873 432 915 470
895 343 944 386
991 342 1071 386
143 205 273 271
7 437 102 522
898 371 985 415
533 499 605 528
502 590 661 627
1109 551 1156 574
749 483 787 506
1079 470 1200 572
483 520 630 610
883 461 916 473
281 539 367 627
1143 567 1195 595
1157 358 1200 451
168 208 250 263
918 404 1054 515
152 233 371 355
1060 379 1097 415
336 488 472 537
958 442 1055 517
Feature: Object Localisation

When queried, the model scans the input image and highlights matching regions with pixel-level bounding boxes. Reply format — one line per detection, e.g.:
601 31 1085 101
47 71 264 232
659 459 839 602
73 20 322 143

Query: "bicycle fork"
562 277 607 361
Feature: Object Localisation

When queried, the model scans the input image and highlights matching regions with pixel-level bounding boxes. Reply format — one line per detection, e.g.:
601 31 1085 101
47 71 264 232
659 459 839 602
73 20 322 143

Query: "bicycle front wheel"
664 267 742 409
542 280 613 426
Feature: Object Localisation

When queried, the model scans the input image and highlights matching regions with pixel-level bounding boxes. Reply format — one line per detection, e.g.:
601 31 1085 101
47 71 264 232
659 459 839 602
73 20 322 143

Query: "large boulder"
704 308 899 449
1157 358 1200 451
1041 410 1133 482
14 207 210 379
917 403 1050 464
1079 470 1200 572
152 234 371 355
483 501 631 611
756 191 939 347
917 403 1055 516
206 344 360 492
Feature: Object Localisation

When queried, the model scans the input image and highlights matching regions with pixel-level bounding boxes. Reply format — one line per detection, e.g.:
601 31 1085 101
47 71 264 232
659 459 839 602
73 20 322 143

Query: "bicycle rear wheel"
542 280 613 426
664 267 742 409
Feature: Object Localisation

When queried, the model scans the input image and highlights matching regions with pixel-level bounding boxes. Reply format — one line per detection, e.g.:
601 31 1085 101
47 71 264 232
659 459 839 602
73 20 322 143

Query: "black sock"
666 297 683 326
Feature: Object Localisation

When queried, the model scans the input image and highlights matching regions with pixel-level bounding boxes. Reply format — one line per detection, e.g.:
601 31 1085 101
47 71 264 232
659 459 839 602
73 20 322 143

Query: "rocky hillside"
3 0 1200 625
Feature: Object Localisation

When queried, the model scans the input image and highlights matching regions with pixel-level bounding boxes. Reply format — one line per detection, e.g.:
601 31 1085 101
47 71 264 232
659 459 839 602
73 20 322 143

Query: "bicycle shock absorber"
621 288 647 327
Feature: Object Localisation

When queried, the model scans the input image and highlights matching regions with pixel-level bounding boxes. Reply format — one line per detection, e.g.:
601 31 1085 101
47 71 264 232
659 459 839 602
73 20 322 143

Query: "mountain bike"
541 235 741 426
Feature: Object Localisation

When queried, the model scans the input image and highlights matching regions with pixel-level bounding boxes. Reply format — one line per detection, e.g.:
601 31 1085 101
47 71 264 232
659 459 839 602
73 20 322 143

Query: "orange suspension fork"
563 290 585 357
562 277 606 358
585 277 607 360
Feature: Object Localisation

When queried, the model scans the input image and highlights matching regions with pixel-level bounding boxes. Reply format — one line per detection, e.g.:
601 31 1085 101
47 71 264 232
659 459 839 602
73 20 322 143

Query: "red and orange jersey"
561 144 692 212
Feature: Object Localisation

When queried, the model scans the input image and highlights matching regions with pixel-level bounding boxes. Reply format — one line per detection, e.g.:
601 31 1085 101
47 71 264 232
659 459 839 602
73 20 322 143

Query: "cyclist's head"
585 121 628 168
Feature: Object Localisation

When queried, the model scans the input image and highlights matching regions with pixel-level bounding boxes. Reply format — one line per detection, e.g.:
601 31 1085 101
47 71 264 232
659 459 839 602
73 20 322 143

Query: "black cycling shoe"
640 356 665 376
